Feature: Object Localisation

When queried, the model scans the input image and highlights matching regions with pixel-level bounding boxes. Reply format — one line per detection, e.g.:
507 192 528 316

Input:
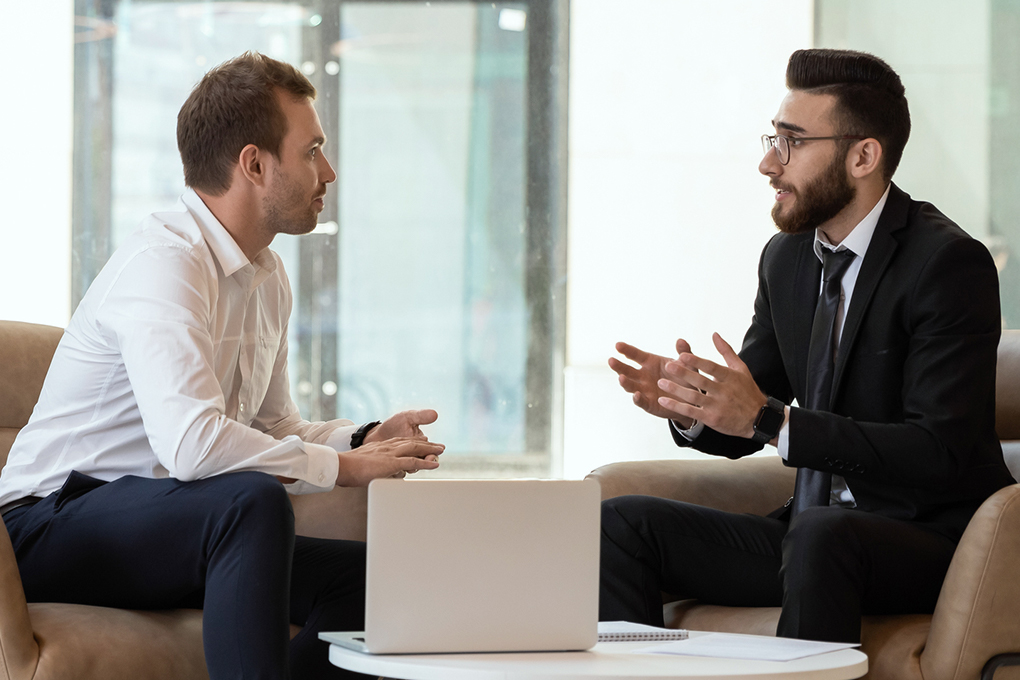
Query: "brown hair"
177 51 316 195
786 49 910 181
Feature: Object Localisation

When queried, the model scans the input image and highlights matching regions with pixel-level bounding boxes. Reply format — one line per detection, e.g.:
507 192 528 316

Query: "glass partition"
72 0 567 476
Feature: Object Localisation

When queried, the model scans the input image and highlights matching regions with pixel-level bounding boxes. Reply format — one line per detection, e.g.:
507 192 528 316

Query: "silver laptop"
319 478 601 654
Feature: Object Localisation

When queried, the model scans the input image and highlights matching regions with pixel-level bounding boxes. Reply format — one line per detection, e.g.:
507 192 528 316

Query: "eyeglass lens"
761 135 789 164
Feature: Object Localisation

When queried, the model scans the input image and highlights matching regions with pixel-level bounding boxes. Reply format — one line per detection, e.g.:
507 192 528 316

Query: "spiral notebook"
598 621 690 642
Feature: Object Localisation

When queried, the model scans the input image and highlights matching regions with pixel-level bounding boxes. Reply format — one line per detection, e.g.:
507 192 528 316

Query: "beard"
771 150 856 234
263 166 321 236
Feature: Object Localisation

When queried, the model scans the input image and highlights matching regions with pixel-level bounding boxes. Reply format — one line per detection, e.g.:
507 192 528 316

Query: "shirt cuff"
285 442 339 494
324 422 361 452
670 419 705 441
777 407 791 460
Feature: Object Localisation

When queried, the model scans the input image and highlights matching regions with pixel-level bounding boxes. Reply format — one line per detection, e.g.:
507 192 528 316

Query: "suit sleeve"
672 235 796 458
787 237 1001 490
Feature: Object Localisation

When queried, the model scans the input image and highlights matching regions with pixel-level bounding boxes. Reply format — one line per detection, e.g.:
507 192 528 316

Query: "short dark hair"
786 49 910 181
177 51 316 195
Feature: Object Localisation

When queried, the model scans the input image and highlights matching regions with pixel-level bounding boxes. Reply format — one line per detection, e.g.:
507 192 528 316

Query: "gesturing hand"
336 437 445 487
363 409 439 445
609 339 698 428
656 333 768 439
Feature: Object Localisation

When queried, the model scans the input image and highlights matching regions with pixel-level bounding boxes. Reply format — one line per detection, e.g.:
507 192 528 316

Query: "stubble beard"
263 167 321 237
771 150 856 235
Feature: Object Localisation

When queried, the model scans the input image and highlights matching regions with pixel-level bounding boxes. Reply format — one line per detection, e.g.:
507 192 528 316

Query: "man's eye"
788 138 804 147
310 148 318 157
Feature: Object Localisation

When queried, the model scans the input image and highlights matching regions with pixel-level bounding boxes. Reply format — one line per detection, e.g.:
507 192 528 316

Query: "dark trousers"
3 470 367 680
599 495 960 642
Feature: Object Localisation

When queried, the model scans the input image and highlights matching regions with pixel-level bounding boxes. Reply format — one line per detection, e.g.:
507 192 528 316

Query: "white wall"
562 0 813 478
0 0 74 327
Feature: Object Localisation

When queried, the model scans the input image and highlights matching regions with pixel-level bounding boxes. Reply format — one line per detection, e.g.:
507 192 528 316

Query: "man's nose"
759 146 781 177
320 154 337 184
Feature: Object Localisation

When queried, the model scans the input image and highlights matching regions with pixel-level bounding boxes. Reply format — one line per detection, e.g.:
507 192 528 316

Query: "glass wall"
72 0 567 476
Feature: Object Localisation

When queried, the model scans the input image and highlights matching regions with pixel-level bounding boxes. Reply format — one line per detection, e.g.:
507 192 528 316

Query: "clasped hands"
336 409 445 487
609 333 769 440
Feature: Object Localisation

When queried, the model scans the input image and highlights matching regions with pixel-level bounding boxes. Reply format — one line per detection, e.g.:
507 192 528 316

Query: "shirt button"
239 402 245 413
319 473 326 482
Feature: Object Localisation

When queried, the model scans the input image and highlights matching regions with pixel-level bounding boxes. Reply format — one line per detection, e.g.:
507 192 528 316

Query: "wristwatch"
350 421 381 449
751 397 785 445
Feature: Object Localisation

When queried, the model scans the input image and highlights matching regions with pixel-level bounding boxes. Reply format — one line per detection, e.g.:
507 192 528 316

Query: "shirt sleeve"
669 419 705 442
97 244 339 492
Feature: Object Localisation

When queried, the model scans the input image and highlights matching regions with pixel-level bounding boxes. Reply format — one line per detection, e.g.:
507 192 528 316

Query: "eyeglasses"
761 133 868 165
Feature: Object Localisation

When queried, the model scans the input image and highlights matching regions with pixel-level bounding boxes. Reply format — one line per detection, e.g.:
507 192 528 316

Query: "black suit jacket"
675 184 1015 537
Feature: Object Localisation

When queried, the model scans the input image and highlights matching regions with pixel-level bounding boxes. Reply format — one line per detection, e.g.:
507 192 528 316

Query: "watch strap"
350 420 381 449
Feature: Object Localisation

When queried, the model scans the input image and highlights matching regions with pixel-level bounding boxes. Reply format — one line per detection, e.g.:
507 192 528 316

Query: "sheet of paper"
639 632 858 661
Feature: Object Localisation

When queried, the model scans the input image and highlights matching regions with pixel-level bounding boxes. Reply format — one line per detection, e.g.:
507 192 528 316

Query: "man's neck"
194 188 272 263
817 181 890 246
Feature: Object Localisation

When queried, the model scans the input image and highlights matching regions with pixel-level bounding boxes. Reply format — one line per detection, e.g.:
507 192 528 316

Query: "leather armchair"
586 330 1020 680
0 321 367 680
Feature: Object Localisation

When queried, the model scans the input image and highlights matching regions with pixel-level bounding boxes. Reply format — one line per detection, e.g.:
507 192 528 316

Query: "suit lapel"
792 238 821 399
830 184 910 401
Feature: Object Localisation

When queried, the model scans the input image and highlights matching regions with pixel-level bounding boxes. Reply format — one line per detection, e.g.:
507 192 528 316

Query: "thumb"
712 332 744 371
675 338 692 356
406 409 439 426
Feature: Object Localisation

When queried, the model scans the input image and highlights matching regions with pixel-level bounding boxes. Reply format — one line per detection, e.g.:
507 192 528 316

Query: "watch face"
755 405 784 437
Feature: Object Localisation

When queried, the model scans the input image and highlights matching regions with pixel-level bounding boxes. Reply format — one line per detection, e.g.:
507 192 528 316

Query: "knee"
782 507 862 574
210 472 294 533
601 496 649 541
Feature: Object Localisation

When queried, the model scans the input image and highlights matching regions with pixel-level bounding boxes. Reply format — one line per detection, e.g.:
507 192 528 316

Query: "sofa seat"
27 603 208 680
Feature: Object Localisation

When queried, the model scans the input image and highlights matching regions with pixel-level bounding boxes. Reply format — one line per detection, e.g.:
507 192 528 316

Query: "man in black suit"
600 49 1015 643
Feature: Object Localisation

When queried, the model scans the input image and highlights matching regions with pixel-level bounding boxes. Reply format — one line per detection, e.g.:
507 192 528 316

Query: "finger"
712 333 745 371
664 361 714 392
657 379 707 406
401 456 440 472
615 341 651 365
617 375 644 395
632 391 664 414
405 409 439 425
678 352 727 379
674 338 692 356
657 396 699 421
395 440 446 456
609 357 642 382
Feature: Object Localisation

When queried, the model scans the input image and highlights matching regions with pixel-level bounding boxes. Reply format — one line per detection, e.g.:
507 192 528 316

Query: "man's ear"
238 144 267 187
848 138 883 180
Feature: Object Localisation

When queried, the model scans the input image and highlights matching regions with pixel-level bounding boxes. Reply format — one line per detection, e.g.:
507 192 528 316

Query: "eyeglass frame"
761 133 869 165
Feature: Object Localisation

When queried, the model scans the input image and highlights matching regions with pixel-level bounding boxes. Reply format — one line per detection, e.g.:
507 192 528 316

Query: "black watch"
350 421 381 449
751 397 785 445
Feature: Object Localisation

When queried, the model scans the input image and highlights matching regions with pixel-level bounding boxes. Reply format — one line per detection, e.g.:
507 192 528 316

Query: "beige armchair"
0 320 367 680
587 330 1020 680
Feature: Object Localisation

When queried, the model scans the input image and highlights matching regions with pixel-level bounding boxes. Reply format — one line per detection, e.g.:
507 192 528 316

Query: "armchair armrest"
585 455 796 517
290 487 368 542
0 520 39 680
920 484 1020 680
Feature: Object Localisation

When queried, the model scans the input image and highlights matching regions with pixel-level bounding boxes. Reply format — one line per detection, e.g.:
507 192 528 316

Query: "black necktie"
790 248 856 519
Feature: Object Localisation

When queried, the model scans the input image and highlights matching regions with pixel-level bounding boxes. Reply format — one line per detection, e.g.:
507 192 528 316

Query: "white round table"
327 640 868 680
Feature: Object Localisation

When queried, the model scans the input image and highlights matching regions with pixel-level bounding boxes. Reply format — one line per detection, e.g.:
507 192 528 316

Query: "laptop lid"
362 478 601 654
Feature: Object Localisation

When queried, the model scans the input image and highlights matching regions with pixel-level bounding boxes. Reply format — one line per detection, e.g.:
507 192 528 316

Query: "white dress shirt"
0 189 355 506
674 186 891 508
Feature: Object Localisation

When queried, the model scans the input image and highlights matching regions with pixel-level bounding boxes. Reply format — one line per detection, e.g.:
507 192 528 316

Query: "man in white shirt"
600 49 1014 642
0 52 443 679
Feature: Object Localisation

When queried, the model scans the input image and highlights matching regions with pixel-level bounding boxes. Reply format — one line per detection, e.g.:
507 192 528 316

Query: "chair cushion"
28 603 208 680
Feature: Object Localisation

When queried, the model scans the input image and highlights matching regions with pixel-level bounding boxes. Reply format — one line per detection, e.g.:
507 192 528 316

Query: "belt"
0 496 43 518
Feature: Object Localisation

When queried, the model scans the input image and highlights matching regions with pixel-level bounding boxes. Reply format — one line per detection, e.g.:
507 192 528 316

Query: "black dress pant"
599 495 959 642
3 470 368 680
